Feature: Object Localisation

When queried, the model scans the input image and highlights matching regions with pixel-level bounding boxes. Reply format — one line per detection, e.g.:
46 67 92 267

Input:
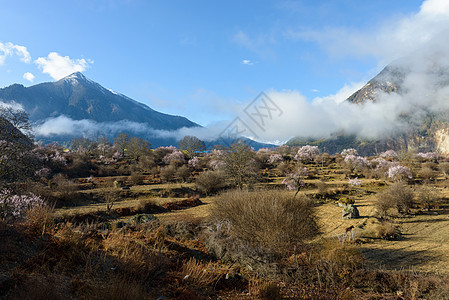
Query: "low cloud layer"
33 115 228 143
31 41 449 145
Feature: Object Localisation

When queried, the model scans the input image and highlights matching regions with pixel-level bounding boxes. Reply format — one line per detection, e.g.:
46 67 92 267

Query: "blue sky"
0 0 442 132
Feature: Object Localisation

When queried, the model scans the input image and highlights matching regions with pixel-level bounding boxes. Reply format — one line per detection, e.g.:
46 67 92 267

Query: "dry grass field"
5 146 449 299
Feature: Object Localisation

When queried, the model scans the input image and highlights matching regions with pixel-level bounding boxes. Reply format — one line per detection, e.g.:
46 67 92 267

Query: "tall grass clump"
210 189 319 253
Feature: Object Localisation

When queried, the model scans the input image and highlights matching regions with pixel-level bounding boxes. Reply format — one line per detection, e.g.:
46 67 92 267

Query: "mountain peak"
59 72 95 86
60 71 84 80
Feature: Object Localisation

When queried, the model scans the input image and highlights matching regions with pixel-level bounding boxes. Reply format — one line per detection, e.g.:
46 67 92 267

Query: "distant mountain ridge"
0 73 274 149
0 72 198 131
288 59 449 155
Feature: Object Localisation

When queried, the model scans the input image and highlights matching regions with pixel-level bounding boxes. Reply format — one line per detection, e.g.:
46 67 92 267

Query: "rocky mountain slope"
289 59 449 155
0 72 198 131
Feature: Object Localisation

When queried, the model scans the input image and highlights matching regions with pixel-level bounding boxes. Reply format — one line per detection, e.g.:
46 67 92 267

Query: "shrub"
251 281 282 300
0 189 45 221
52 173 77 200
160 165 176 182
282 167 308 196
210 189 319 253
339 197 355 205
348 177 362 187
386 164 412 181
379 150 398 159
375 222 399 240
181 257 222 288
439 162 449 178
135 199 162 214
416 186 440 211
419 167 435 183
316 181 328 194
175 165 191 182
26 203 54 235
195 171 226 195
128 172 144 185
376 182 414 216
341 148 358 156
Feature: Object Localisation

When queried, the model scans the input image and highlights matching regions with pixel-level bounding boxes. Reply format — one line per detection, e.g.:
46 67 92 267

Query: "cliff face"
435 127 449 155
345 59 449 155
347 64 406 104
288 57 449 155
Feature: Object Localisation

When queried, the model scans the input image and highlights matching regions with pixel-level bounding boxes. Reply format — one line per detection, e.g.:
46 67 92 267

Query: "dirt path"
316 191 449 274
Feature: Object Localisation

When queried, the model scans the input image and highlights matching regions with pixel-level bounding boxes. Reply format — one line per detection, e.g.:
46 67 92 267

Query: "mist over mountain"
286 47 449 155
0 72 198 129
0 73 275 149
0 72 201 146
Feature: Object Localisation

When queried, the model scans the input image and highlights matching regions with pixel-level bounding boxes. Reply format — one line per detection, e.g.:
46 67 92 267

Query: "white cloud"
23 72 35 83
314 81 365 104
0 42 31 65
242 59 254 66
34 115 148 137
287 0 449 63
35 52 93 80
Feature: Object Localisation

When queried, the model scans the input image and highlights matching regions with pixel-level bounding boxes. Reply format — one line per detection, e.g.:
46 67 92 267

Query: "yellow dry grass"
55 171 449 275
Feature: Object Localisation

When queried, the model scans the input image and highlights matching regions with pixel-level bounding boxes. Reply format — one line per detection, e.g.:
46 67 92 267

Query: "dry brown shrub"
375 222 399 240
195 170 226 195
136 198 162 214
163 213 203 240
317 239 364 281
416 186 441 211
316 181 328 194
376 182 414 216
181 257 222 288
175 165 191 183
128 172 144 185
249 280 282 300
52 173 77 200
160 165 176 182
439 162 449 178
25 204 54 236
419 166 435 183
211 189 319 253
102 232 172 281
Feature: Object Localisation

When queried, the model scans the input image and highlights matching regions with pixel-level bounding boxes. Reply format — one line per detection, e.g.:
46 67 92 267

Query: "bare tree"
114 132 130 156
222 141 258 189
0 106 33 139
0 112 37 187
178 135 206 157
127 137 151 160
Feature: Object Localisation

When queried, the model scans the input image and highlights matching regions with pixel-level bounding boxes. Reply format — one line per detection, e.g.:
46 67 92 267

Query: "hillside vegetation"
3 130 449 299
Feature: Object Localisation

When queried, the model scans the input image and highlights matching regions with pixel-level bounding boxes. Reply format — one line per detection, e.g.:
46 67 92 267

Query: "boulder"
342 204 360 219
